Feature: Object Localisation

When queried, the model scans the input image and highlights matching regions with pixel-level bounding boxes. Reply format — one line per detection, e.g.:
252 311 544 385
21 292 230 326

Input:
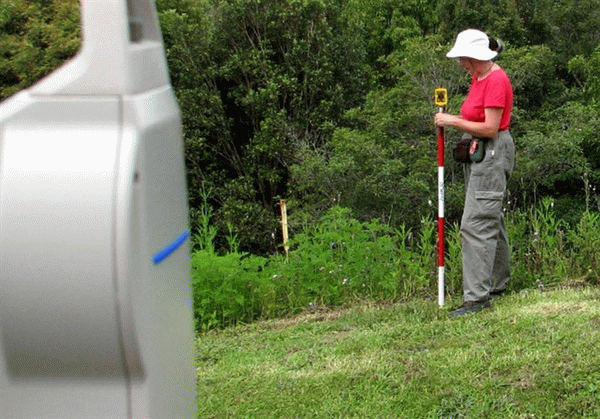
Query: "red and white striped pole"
434 87 447 308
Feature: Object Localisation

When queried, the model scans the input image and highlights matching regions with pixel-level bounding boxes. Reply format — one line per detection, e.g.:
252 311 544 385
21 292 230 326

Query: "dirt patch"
266 307 347 329
539 303 583 314
513 375 534 390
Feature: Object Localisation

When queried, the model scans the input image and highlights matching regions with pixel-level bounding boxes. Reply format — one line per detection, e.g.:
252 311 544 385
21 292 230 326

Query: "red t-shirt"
460 68 513 131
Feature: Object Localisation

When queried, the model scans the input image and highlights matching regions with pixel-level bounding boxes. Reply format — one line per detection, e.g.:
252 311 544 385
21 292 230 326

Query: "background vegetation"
151 0 600 251
191 197 600 331
3 0 600 330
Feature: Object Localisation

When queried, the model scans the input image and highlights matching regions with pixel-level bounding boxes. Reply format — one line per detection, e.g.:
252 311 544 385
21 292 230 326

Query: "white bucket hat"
446 29 497 61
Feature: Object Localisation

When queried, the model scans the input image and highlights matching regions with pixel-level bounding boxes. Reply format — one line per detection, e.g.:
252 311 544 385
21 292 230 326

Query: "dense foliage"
3 0 600 254
0 0 80 99
152 0 600 253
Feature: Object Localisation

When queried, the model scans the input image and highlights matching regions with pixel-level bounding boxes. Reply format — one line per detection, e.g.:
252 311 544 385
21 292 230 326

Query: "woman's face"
457 57 476 76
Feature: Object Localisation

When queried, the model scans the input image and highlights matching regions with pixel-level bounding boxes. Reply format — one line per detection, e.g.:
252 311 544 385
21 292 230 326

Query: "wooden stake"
280 199 289 255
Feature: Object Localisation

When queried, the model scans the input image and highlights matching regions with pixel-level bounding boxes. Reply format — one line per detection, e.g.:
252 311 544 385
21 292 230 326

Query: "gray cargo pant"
460 131 515 302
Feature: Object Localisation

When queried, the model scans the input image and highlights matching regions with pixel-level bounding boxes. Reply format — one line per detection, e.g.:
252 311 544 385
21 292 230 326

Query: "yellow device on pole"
435 88 448 107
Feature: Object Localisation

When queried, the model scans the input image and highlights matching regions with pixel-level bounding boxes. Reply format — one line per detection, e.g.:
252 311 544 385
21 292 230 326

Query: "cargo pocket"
474 190 504 218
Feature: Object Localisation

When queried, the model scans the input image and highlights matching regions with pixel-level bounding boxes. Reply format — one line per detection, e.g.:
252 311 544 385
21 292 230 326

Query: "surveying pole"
434 87 447 308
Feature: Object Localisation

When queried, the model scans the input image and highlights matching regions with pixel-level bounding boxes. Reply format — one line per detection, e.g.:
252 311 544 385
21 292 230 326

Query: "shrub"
190 200 599 331
568 211 600 284
190 205 461 331
191 250 266 331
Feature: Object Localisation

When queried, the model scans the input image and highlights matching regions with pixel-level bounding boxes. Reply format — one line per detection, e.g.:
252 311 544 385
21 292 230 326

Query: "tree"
289 35 468 231
436 0 526 46
0 0 80 100
158 0 374 252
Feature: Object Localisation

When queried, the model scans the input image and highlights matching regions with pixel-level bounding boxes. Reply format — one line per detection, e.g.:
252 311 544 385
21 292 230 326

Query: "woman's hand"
435 107 503 138
434 113 458 127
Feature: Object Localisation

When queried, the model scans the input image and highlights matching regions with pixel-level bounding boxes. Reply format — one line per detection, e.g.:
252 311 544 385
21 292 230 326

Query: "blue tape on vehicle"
152 229 190 265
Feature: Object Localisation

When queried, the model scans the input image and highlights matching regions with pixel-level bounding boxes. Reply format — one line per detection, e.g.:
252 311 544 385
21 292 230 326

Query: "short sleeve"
484 72 509 109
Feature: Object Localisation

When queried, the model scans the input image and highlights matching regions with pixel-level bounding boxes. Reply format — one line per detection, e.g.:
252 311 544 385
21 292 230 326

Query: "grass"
196 286 600 418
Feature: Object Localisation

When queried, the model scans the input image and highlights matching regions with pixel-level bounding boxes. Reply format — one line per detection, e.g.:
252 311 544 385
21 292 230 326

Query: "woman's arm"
435 107 503 138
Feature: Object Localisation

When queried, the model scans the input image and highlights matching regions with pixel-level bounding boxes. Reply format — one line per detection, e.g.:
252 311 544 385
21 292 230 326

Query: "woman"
434 29 515 317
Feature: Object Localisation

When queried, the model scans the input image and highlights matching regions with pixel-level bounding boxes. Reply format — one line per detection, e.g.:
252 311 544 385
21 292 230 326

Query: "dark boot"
448 300 491 317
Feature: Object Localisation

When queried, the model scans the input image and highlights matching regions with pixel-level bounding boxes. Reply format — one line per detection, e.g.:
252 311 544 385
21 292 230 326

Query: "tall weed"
265 206 408 309
568 211 600 284
190 250 266 331
508 197 570 290
445 222 463 296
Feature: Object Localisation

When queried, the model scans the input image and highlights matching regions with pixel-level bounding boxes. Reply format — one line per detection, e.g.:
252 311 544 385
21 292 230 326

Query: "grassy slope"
196 287 600 418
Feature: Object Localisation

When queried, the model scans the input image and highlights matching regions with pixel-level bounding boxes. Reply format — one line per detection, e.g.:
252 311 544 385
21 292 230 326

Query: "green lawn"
196 287 600 418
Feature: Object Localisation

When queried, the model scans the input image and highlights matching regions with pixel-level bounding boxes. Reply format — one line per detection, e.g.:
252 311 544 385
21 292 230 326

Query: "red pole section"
434 88 447 308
